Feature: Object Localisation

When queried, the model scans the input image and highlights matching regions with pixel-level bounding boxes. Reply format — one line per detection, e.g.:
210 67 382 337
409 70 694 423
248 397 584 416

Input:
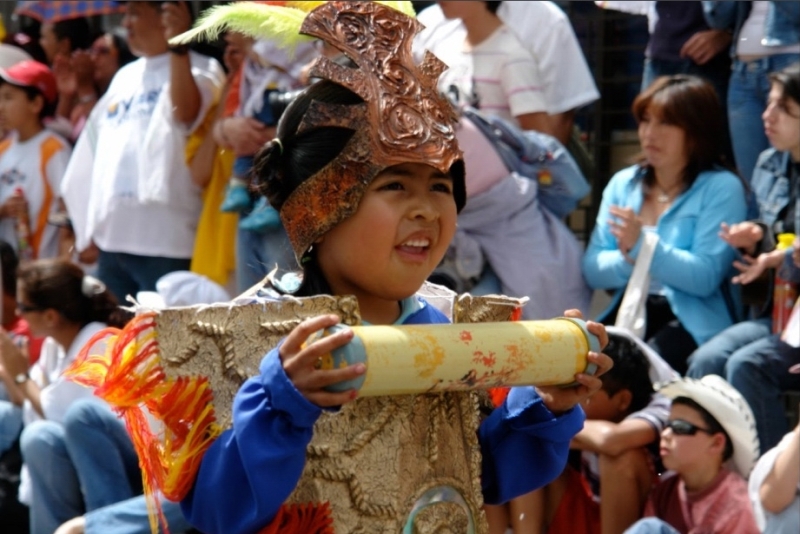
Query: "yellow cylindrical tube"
320 318 599 396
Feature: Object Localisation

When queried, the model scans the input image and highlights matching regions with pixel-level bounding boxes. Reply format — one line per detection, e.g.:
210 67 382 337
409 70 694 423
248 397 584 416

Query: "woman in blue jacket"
583 75 747 374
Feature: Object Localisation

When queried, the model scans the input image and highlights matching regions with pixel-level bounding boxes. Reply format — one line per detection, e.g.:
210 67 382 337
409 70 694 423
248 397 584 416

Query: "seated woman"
582 74 747 374
0 259 130 534
685 62 800 452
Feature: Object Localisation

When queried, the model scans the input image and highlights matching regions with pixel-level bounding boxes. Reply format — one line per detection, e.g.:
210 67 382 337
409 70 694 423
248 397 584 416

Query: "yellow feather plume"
171 1 417 48
169 3 313 49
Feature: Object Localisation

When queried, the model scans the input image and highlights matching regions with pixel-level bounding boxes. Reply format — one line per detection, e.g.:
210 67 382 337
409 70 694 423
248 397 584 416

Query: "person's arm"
516 112 555 139
479 385 585 505
582 170 637 290
547 109 576 148
759 421 800 514
635 172 748 297
181 347 321 534
571 418 659 457
164 2 202 126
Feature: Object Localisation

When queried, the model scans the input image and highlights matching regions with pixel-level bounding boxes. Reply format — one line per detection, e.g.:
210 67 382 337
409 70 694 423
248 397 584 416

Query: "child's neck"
679 461 723 493
358 297 403 325
15 122 44 143
461 13 503 49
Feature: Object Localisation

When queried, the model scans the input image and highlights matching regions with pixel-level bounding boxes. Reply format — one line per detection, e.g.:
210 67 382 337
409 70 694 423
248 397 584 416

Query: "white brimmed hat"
658 375 760 477
136 271 230 309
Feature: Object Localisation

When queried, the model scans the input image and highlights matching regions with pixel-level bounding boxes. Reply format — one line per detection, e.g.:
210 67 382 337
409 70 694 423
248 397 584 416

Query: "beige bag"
615 232 659 340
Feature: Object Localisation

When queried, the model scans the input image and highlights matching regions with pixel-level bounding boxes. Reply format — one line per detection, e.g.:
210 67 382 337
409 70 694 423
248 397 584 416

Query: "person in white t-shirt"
0 60 71 262
435 2 552 134
416 1 599 145
60 1 224 303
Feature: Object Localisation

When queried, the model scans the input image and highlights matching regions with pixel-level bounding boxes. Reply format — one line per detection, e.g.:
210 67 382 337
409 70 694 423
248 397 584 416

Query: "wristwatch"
14 372 28 385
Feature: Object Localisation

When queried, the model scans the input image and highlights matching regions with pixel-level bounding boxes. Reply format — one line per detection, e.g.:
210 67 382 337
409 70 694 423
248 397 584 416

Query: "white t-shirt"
0 129 71 259
416 1 600 115
61 52 224 258
436 25 549 123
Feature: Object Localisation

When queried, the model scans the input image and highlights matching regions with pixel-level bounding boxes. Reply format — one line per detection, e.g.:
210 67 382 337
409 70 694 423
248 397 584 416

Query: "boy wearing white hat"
625 375 760 534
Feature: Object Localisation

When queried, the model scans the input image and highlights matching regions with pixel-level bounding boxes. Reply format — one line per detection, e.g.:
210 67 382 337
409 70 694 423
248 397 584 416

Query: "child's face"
0 84 40 132
316 162 457 322
660 403 724 474
581 386 629 422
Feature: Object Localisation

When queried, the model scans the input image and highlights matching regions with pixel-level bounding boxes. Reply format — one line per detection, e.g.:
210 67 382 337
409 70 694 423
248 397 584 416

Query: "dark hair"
52 18 93 51
485 2 502 14
252 80 362 296
0 240 18 298
602 333 654 414
108 28 137 70
633 75 736 189
768 62 800 119
672 396 734 461
18 259 129 328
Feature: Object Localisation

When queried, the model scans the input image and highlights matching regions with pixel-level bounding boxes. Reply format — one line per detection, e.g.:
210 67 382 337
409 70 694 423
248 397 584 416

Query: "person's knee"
626 517 677 534
20 420 64 463
599 447 650 480
64 399 113 438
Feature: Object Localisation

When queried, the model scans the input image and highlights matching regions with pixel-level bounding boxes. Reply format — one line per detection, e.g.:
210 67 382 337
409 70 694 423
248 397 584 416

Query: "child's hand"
536 310 612 415
0 194 27 220
279 314 365 408
793 236 800 268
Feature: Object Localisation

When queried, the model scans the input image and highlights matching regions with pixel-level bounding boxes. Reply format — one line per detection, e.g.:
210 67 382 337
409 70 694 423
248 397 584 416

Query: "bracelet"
168 44 189 56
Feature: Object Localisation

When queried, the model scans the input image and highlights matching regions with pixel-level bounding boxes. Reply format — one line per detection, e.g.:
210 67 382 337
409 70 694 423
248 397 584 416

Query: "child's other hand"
536 310 612 416
0 193 27 220
279 314 365 408
792 236 800 268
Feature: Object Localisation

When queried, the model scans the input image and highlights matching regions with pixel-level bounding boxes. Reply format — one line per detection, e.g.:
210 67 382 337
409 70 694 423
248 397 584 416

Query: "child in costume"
167 3 612 533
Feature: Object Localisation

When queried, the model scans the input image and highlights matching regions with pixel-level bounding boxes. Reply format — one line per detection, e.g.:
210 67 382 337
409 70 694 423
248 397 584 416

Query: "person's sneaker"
220 182 253 213
239 198 282 232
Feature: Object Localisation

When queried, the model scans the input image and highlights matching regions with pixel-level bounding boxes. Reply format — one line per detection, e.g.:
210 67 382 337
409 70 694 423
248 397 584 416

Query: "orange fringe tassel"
65 313 221 534
258 502 335 534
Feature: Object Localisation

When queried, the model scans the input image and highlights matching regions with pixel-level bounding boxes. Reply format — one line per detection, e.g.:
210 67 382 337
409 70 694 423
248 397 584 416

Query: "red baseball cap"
0 60 57 105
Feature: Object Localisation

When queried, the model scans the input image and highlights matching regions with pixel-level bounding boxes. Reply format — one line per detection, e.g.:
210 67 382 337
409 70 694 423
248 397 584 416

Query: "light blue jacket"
702 1 800 53
582 165 748 344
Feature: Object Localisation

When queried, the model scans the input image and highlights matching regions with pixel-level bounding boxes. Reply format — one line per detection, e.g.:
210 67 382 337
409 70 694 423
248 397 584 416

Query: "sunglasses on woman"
666 419 715 436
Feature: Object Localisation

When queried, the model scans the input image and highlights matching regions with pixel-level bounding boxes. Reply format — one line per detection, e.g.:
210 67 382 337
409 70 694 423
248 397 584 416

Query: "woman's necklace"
651 182 683 204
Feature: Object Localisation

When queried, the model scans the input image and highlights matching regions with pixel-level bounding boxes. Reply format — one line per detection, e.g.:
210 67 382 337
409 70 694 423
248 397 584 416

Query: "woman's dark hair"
0 240 18 298
768 62 800 119
52 18 93 51
601 333 654 414
252 80 363 296
485 2 503 14
18 259 129 328
109 27 137 70
672 396 734 461
633 75 736 189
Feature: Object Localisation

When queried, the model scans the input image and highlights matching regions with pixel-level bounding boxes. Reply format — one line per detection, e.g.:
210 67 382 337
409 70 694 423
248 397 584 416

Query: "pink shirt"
644 469 759 534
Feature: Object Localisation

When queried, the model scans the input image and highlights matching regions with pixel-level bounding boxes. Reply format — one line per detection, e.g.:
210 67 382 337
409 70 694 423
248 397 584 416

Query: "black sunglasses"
666 419 714 436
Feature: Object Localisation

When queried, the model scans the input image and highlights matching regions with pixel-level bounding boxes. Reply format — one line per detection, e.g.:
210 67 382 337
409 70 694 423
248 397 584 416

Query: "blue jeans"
686 319 800 450
235 214 295 294
0 400 23 455
21 399 142 534
624 517 680 534
85 495 193 534
728 54 800 187
97 250 191 304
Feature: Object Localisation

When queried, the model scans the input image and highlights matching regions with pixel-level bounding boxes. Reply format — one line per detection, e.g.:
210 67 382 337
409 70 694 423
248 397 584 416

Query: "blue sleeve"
180 345 321 534
641 174 747 297
772 1 800 24
479 386 585 505
582 171 635 290
701 2 740 30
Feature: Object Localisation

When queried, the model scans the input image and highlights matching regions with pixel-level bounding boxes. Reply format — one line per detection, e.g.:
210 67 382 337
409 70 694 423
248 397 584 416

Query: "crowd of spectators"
0 1 796 534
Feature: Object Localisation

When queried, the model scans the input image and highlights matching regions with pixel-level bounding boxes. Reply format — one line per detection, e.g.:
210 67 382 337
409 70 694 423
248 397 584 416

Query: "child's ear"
28 94 44 116
613 389 633 414
709 432 727 456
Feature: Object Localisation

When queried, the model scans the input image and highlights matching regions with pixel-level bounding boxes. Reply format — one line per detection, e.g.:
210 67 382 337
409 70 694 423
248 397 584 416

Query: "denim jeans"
97 250 191 304
686 319 800 451
0 400 23 455
235 214 295 294
728 54 800 187
624 517 680 534
20 399 142 534
85 495 193 534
